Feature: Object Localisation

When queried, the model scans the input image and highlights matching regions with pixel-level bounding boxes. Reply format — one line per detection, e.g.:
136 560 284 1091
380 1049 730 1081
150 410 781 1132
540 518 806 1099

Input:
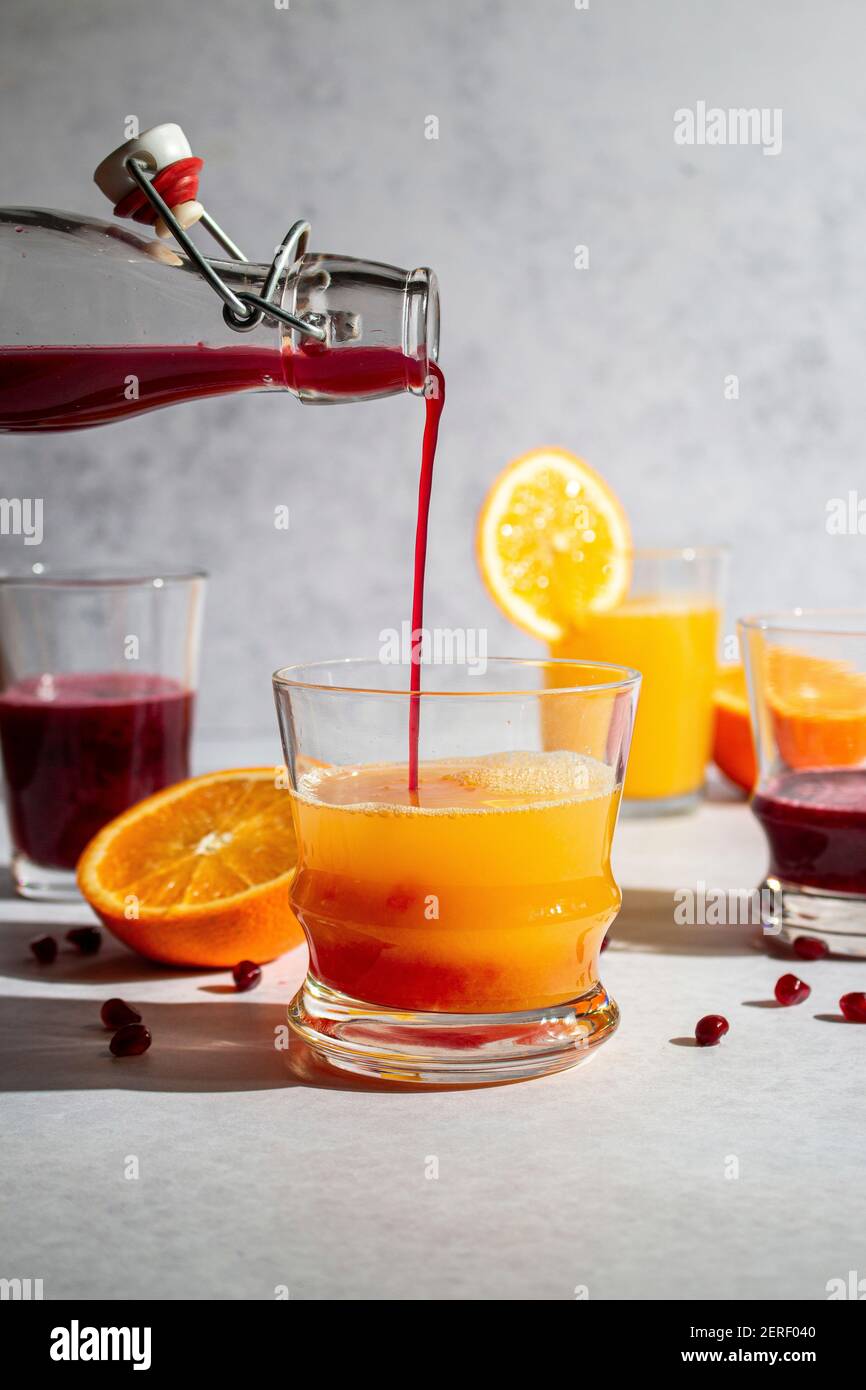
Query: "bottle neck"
280 256 439 403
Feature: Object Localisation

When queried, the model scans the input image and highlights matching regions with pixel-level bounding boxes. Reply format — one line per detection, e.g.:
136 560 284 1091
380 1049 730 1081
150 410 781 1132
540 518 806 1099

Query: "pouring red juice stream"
409 361 445 791
0 342 444 792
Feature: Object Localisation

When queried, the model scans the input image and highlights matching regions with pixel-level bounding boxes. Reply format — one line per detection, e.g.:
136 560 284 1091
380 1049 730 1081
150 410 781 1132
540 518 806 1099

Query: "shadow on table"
1 888 765 1093
1 940 209 987
0 922 501 1096
0 916 213 986
0 994 301 1093
611 888 759 957
0 994 516 1096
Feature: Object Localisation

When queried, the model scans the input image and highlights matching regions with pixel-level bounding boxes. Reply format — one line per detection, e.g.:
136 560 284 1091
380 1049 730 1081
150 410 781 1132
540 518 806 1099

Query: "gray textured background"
2 0 865 733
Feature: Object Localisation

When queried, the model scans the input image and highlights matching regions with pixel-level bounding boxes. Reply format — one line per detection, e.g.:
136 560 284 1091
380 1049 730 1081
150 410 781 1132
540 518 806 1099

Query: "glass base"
760 877 866 958
621 789 701 818
12 851 82 902
287 975 620 1085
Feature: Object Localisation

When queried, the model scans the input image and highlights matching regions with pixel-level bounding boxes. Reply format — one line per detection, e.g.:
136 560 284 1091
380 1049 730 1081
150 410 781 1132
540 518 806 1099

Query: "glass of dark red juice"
0 570 206 899
740 610 866 957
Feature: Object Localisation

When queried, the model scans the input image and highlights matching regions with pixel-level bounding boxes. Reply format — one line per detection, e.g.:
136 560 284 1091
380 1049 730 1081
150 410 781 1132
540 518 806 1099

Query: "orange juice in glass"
274 657 640 1084
550 548 726 813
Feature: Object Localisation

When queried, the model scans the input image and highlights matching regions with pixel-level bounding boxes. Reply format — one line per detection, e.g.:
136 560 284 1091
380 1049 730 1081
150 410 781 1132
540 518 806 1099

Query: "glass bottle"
0 207 439 431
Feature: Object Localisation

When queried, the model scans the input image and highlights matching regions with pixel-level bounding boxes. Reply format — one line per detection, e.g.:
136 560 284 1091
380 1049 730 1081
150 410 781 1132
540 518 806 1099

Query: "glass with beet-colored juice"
740 611 866 957
0 570 205 899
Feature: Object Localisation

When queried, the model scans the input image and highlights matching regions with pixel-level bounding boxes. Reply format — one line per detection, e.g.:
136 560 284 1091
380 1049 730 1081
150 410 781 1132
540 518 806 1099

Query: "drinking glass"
0 568 206 900
273 656 640 1085
550 546 727 813
740 610 866 956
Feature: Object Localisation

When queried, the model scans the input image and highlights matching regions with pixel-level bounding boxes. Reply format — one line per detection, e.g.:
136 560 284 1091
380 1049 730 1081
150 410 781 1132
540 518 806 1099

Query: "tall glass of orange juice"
273 657 640 1084
550 547 726 813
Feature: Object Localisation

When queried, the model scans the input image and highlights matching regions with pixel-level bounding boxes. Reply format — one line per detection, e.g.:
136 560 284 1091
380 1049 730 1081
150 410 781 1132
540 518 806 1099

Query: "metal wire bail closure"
123 157 325 341
221 220 315 335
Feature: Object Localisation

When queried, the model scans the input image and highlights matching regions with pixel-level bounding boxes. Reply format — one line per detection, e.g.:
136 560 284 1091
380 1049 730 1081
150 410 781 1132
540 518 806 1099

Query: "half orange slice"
765 648 866 770
476 448 631 641
77 767 303 968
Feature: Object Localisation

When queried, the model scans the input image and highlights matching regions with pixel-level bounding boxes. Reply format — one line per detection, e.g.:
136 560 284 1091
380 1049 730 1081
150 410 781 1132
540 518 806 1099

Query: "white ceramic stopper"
93 123 193 204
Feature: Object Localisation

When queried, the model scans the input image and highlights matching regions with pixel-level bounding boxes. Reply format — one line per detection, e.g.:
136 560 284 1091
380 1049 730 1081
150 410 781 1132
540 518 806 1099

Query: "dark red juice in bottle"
0 671 194 868
0 343 287 431
0 342 426 431
752 768 866 895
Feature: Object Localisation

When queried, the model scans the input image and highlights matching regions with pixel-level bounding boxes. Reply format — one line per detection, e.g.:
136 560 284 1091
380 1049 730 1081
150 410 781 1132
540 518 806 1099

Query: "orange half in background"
476 448 632 641
712 664 757 792
78 767 303 968
765 647 866 770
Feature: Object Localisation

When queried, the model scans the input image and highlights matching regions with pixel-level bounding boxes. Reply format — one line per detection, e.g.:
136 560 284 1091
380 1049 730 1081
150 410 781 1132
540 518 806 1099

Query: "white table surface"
2 739 864 1302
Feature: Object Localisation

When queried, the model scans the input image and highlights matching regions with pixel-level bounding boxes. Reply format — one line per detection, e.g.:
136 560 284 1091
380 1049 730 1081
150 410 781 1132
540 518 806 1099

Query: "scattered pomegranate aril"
30 934 57 964
100 998 142 1029
232 960 262 992
600 934 610 953
774 973 811 1006
793 936 829 961
109 1024 152 1057
66 926 102 955
839 992 866 1023
695 1014 729 1046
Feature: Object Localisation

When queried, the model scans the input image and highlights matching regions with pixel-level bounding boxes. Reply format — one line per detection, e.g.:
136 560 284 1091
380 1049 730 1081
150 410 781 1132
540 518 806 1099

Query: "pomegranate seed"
66 926 101 955
695 1014 729 1046
109 1024 152 1057
100 998 142 1029
839 992 866 1023
232 960 262 992
600 934 610 953
793 936 829 961
774 973 811 1006
30 934 57 964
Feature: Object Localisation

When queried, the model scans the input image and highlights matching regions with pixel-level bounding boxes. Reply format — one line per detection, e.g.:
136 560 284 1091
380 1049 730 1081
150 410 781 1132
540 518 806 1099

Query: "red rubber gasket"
113 157 204 224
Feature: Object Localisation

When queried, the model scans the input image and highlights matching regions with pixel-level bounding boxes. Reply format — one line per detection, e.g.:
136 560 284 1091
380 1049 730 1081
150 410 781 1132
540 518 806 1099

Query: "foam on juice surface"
296 749 616 813
442 749 612 798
